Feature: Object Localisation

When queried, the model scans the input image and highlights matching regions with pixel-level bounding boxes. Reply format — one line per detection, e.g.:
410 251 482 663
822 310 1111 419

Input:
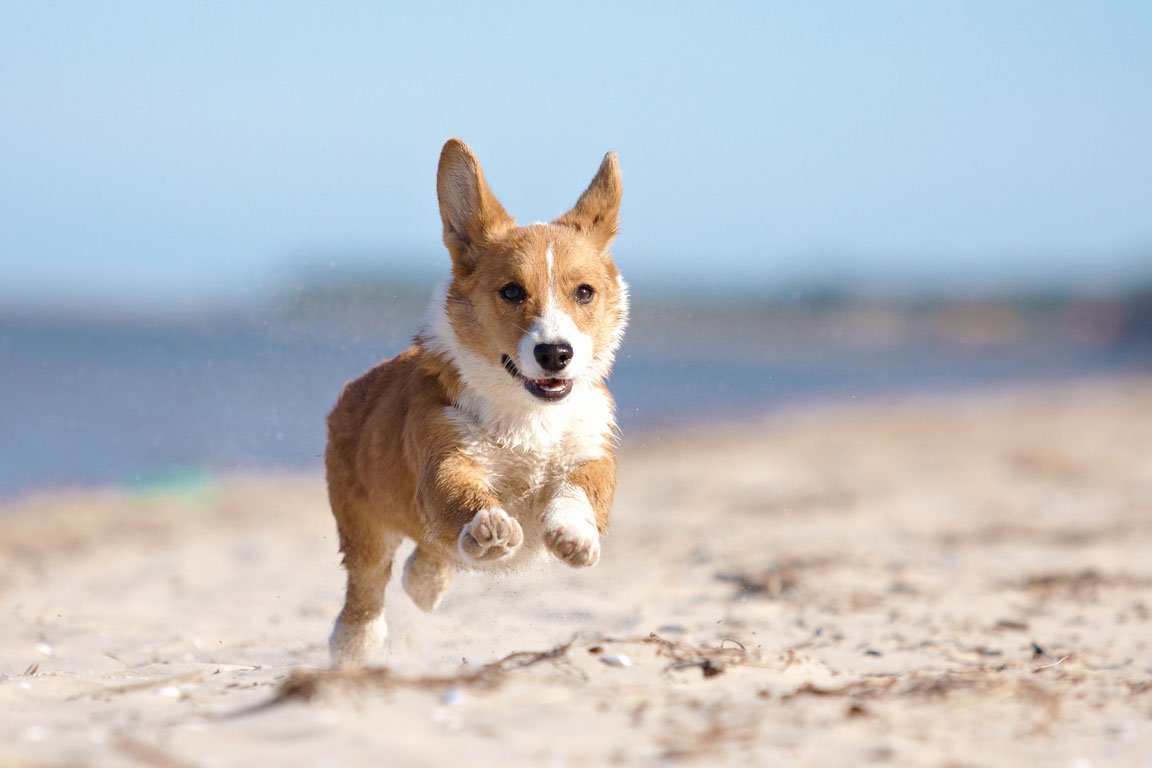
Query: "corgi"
325 139 628 666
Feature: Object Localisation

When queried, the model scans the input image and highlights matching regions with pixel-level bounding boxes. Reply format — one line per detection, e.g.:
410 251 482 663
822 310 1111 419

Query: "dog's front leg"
542 455 616 568
416 450 523 567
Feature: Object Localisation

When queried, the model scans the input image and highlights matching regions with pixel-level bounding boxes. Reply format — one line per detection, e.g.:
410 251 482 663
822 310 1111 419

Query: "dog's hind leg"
402 546 453 612
329 499 403 667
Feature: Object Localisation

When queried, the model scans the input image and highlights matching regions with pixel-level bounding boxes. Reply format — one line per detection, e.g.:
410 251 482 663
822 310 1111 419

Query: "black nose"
534 342 573 372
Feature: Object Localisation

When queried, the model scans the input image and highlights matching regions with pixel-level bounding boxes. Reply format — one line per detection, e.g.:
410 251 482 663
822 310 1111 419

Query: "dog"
326 139 628 666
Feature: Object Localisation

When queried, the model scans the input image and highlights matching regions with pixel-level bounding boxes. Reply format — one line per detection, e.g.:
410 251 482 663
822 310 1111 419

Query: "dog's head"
431 139 627 405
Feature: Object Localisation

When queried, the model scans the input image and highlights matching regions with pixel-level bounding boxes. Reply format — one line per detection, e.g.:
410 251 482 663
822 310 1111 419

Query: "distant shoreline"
3 288 1148 497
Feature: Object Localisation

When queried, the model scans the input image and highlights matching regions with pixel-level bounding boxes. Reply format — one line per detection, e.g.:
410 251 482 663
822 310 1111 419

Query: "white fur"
605 275 630 374
329 614 387 667
542 482 601 566
543 482 597 528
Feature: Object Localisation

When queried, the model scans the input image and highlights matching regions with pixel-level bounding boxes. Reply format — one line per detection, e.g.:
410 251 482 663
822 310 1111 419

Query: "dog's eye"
499 282 527 304
574 284 596 304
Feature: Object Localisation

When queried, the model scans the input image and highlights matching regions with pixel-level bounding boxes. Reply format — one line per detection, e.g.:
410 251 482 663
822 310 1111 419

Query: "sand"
1 378 1151 767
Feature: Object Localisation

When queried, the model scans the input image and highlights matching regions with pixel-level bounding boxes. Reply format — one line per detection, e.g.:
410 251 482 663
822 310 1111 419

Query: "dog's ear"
437 139 514 270
554 152 622 252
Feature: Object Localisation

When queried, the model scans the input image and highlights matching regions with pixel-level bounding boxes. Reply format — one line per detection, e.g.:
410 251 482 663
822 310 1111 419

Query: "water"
0 303 1143 499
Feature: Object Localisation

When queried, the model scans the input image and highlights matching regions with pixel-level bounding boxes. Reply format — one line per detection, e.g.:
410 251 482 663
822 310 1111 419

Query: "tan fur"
569 455 617 533
326 139 626 666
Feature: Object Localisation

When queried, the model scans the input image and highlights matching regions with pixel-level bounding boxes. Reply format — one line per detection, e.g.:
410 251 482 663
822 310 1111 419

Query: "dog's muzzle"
501 354 573 402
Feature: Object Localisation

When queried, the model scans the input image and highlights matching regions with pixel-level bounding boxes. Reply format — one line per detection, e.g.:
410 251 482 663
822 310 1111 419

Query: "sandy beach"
2 377 1151 767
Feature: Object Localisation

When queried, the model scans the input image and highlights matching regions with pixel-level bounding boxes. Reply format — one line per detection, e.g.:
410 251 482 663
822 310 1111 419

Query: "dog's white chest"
447 383 614 522
480 442 568 510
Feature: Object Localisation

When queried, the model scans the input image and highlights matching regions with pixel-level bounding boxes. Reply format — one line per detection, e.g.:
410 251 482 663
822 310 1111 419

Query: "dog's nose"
534 342 573 372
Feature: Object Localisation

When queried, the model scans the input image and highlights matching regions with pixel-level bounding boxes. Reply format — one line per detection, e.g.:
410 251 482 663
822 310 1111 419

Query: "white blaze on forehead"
545 245 554 292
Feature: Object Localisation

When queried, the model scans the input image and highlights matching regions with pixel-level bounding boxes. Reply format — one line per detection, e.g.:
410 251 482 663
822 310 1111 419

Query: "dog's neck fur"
419 280 621 459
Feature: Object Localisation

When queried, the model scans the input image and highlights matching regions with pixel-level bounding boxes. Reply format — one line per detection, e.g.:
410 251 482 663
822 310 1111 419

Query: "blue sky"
2 2 1150 310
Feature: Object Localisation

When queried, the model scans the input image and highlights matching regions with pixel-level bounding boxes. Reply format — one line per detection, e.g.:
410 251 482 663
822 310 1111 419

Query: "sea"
0 293 1146 499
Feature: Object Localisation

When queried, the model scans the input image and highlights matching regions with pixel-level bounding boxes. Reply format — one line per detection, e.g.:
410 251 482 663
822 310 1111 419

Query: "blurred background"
1 1 1149 498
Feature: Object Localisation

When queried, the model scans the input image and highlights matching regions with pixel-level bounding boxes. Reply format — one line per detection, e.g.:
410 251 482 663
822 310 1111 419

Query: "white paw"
543 487 601 568
329 614 386 668
544 519 600 567
402 548 452 612
457 508 524 564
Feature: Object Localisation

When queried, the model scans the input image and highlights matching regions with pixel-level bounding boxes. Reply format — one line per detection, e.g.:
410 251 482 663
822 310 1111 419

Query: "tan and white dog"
325 139 628 666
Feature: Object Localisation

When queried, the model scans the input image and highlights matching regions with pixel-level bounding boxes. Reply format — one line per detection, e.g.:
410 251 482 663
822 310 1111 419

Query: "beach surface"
2 378 1151 767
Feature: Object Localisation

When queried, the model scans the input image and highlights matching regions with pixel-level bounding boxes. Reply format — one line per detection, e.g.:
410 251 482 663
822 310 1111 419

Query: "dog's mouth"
501 354 574 402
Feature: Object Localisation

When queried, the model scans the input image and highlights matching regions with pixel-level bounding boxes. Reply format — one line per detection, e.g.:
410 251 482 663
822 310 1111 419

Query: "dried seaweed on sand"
247 633 764 714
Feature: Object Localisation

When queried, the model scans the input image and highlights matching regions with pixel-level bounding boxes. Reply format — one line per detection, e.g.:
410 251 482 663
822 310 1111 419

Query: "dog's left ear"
554 152 622 252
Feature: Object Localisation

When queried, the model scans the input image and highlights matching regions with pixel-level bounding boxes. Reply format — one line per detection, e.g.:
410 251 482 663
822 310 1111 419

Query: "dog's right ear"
437 139 514 271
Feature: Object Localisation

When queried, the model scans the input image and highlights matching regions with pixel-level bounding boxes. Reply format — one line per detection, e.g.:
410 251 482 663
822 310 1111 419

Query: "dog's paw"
543 486 601 568
457 508 524 564
402 547 452 612
543 518 600 567
329 615 386 668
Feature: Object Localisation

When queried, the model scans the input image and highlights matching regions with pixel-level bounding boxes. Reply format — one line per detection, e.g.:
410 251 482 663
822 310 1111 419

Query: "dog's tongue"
536 378 567 391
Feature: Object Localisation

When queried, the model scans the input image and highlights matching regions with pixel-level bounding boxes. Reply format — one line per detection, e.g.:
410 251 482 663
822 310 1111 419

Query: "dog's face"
434 140 627 404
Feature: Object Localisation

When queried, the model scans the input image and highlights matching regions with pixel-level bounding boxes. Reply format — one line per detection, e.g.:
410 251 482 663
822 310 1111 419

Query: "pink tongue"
538 378 564 388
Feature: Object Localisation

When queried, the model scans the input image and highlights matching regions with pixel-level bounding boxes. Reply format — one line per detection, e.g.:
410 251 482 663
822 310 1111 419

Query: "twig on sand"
238 633 765 716
1032 655 1070 672
235 639 580 716
80 670 206 700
